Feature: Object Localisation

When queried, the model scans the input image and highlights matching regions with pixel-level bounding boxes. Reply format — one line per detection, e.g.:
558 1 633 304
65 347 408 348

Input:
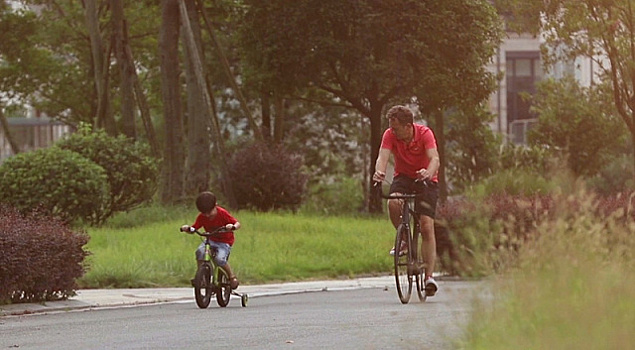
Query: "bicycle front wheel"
413 225 427 302
216 269 232 307
194 264 213 309
394 224 412 304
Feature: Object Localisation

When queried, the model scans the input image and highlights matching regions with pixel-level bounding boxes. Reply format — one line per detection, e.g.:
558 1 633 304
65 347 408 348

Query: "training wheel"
241 294 249 307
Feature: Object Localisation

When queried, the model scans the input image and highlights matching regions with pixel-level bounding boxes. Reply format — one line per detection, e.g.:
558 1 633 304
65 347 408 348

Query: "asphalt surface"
1 275 427 316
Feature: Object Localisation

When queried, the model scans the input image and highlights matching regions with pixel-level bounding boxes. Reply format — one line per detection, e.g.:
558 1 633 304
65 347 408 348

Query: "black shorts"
389 175 439 219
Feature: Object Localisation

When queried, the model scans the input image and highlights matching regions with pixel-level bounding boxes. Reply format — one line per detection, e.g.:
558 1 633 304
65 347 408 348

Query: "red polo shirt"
380 123 439 182
191 206 238 245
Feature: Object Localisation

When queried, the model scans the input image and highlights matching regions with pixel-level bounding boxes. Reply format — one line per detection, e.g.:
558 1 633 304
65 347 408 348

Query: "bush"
56 126 159 224
0 147 109 223
0 205 89 304
227 141 308 211
587 154 635 196
300 176 365 215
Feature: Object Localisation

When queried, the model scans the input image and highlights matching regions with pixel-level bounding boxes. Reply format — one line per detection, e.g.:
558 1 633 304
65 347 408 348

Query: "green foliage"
239 0 502 105
0 205 90 304
0 147 109 223
300 176 365 215
496 0 635 183
529 77 626 177
56 125 159 224
227 141 308 211
461 191 635 349
445 106 502 194
468 169 554 197
587 154 635 196
497 142 551 174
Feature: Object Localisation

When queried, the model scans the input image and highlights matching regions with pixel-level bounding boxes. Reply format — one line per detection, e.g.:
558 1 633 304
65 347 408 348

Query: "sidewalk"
1 276 399 316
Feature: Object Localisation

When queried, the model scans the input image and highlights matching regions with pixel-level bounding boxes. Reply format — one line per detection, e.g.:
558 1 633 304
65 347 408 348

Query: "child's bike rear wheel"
216 270 232 307
194 264 213 309
394 224 413 304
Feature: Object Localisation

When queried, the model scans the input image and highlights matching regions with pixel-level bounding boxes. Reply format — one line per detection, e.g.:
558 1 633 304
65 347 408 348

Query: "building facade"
488 32 597 145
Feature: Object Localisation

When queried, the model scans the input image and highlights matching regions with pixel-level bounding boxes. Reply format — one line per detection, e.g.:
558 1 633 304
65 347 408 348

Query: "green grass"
79 210 395 288
459 193 635 349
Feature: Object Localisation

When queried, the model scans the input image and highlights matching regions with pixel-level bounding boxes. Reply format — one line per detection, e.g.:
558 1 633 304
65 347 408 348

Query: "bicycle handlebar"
373 180 432 200
180 225 236 237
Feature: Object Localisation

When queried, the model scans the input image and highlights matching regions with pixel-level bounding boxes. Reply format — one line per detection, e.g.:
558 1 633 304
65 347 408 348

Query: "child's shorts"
196 241 232 267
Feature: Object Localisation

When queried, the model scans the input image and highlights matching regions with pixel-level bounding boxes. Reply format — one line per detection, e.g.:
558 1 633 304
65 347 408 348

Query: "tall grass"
460 191 635 349
79 210 395 288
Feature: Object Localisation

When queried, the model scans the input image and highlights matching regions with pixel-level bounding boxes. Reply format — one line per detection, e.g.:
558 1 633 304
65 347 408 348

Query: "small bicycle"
180 226 248 308
376 181 430 304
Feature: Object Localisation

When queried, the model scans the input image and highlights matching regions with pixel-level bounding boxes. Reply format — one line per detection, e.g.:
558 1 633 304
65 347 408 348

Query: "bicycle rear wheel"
394 224 412 304
194 264 213 309
413 225 427 302
216 269 232 307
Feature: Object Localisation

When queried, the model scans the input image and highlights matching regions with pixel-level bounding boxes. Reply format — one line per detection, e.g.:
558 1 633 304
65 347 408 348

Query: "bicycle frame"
183 226 248 308
377 180 428 303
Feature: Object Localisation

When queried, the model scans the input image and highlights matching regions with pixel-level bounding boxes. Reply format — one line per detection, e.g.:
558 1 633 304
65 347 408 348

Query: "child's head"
196 191 217 214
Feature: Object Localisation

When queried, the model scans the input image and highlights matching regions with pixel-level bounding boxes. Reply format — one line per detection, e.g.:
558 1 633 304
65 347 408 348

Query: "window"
506 51 542 144
506 51 542 123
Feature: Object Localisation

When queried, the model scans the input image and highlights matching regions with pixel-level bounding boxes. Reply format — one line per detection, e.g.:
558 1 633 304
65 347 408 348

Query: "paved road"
0 281 483 349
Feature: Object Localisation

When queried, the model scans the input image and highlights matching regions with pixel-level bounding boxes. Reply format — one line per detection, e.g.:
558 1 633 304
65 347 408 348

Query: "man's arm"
416 148 440 181
373 148 392 182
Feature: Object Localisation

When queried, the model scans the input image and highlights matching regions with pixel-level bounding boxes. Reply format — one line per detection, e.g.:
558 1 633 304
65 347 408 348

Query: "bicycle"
376 180 431 304
180 226 248 308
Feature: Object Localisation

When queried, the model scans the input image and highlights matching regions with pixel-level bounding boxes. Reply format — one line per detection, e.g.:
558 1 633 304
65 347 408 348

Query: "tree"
84 0 116 134
111 0 136 139
495 0 635 185
529 76 627 177
159 0 185 203
238 0 502 212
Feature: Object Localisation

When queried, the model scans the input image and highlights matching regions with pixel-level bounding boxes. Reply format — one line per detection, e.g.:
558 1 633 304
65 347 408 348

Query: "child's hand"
180 225 191 233
225 223 235 231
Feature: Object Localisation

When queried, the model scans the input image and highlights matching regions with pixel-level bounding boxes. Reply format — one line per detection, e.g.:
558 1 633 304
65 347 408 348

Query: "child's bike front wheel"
216 270 232 307
194 263 213 309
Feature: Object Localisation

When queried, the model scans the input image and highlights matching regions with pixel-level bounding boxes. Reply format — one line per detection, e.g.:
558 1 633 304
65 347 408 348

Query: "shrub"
300 176 365 215
227 141 308 211
0 205 90 304
587 154 635 196
0 147 109 223
56 126 159 224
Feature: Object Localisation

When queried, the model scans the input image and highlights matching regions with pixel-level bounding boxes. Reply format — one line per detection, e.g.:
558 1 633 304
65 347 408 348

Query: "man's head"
196 191 217 214
386 105 414 141
386 105 414 125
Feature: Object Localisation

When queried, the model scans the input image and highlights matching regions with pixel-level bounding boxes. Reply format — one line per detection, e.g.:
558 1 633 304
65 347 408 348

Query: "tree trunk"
179 0 237 208
182 0 211 197
111 0 136 139
367 104 384 213
133 73 160 158
273 92 285 144
159 0 185 204
84 0 116 135
196 0 262 141
261 90 272 140
433 109 447 204
0 106 20 155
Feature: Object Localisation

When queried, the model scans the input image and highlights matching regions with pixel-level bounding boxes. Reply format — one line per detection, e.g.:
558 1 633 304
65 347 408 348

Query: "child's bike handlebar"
180 226 236 237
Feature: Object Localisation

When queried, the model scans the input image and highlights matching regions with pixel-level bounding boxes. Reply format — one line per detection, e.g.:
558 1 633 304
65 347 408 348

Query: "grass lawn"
79 210 396 288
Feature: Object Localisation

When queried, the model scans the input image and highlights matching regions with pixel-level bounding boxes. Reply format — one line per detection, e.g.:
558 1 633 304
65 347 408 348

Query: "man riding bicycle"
373 105 440 296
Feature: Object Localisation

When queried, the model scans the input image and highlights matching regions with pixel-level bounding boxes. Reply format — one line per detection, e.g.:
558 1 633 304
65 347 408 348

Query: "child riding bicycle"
181 191 241 290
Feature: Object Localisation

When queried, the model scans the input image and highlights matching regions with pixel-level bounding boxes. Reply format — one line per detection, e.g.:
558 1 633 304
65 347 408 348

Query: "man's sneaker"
425 276 439 297
389 241 408 256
